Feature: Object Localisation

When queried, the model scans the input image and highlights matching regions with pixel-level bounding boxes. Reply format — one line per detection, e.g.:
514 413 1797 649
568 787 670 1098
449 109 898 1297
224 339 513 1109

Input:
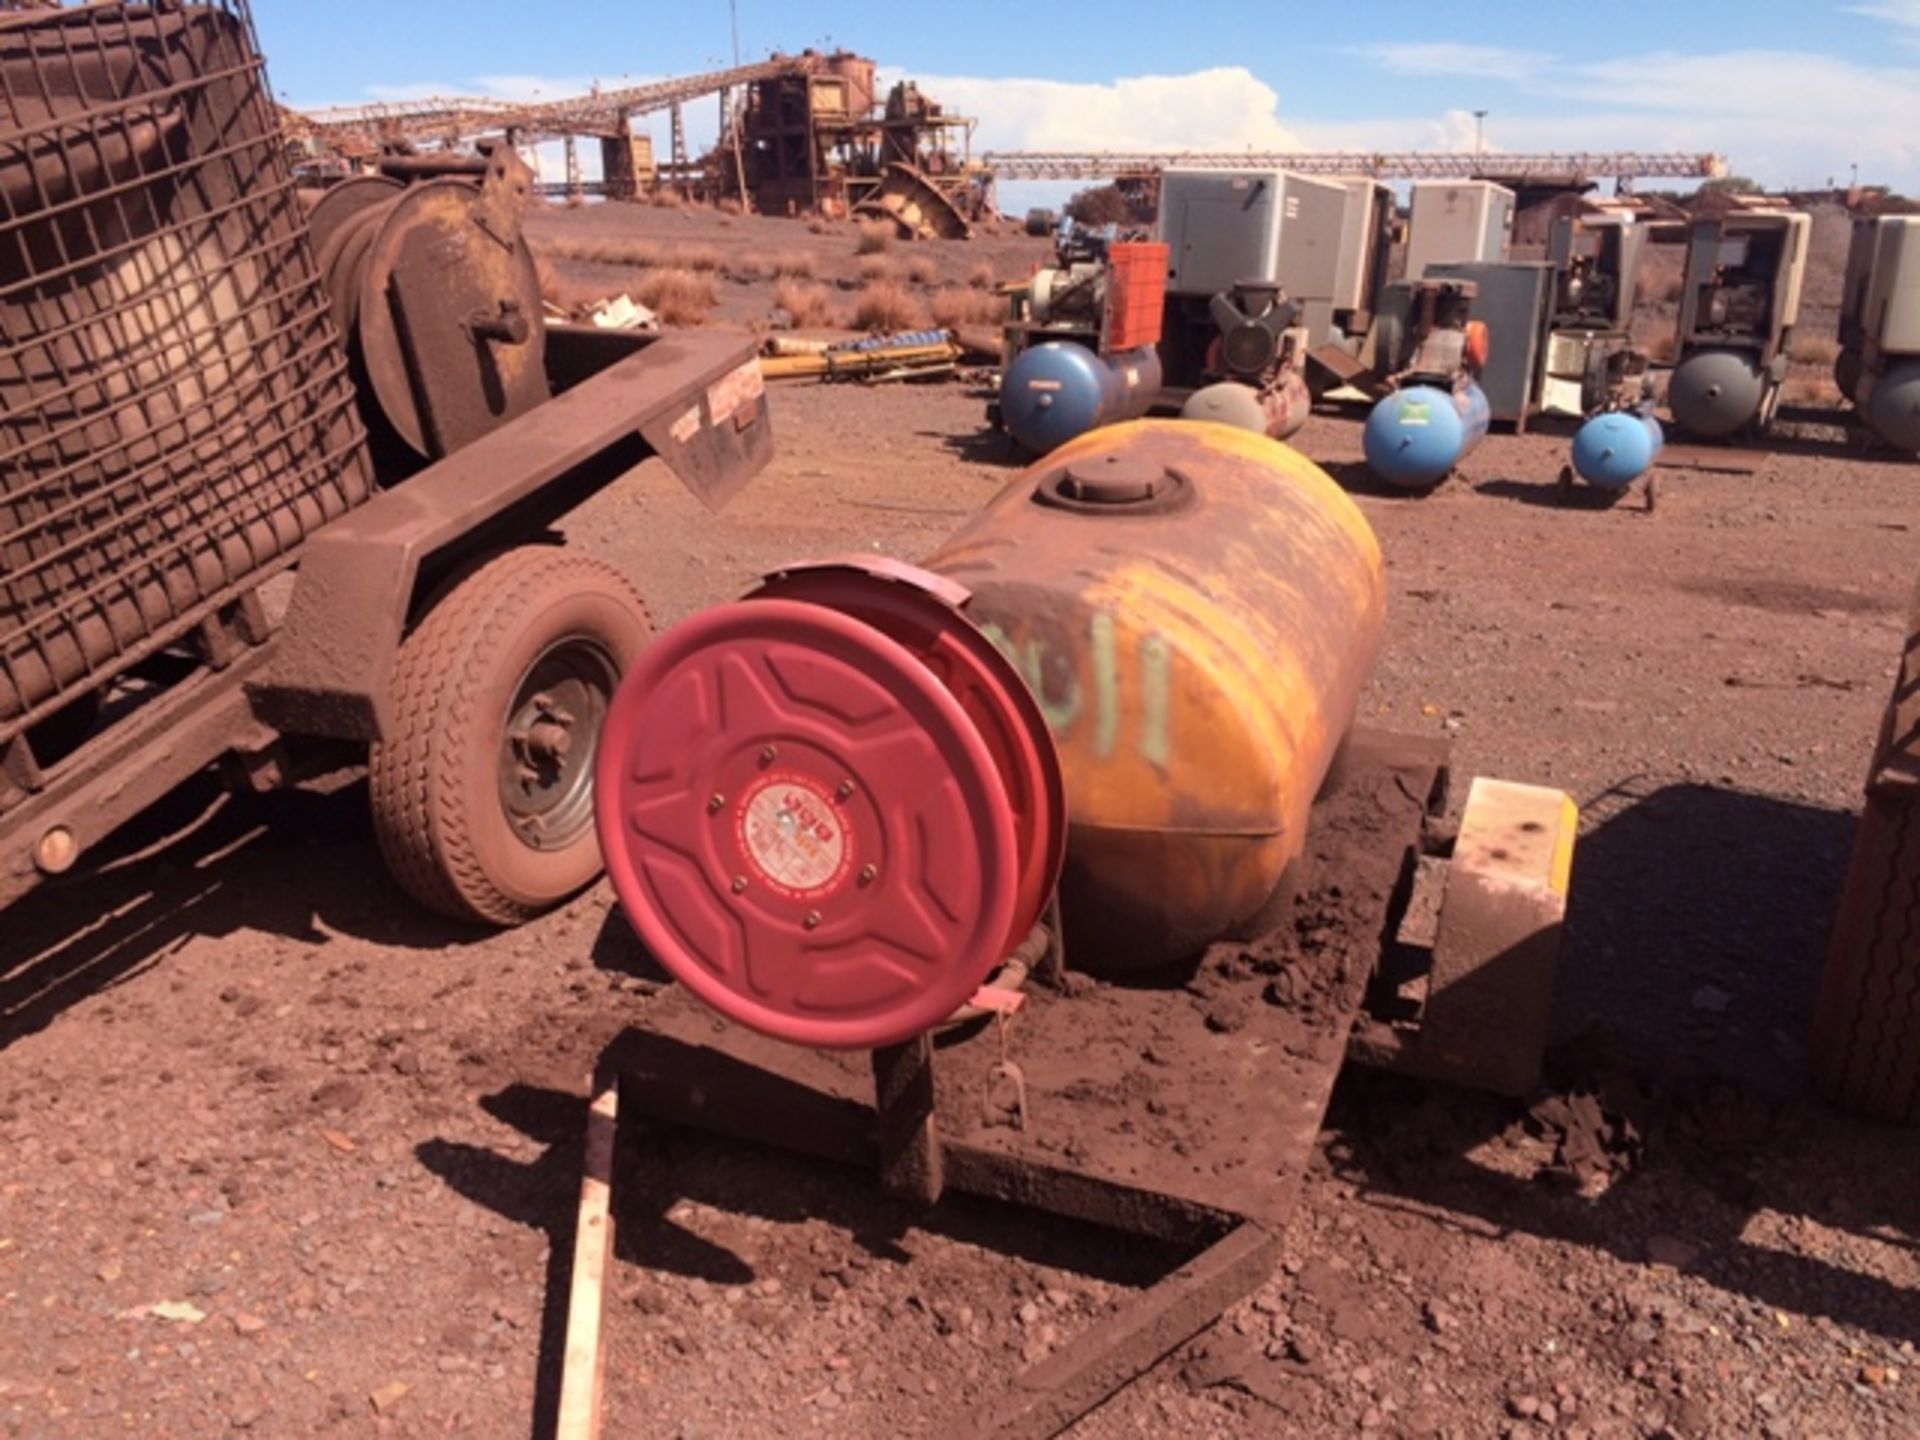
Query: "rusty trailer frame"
552 731 1576 1438
1 328 772 909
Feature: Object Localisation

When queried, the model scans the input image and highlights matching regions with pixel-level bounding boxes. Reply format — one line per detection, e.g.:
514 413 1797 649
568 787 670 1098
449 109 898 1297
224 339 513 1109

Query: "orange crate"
1104 241 1169 351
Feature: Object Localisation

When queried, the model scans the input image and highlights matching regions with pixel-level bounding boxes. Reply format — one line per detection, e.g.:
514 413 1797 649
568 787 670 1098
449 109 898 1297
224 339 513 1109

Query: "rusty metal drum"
923 419 1387 971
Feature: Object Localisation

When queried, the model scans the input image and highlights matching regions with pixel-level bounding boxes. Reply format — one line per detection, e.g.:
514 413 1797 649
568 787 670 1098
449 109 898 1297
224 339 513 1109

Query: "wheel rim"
498 638 619 851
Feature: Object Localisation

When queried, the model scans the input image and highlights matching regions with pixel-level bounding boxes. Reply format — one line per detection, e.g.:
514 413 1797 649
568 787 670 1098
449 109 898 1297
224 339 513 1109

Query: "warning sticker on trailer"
735 772 853 901
668 403 702 446
706 361 765 426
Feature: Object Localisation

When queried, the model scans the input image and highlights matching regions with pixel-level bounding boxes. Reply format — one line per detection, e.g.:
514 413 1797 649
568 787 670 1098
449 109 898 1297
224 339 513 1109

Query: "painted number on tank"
979 614 1173 769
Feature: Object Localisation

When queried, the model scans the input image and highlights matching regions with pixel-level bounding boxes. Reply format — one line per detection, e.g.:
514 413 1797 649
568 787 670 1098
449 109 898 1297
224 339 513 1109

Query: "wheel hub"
499 649 614 850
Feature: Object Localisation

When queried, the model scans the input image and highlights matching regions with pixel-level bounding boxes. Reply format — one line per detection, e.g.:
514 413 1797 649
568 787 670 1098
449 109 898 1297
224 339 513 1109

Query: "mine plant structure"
292 50 992 237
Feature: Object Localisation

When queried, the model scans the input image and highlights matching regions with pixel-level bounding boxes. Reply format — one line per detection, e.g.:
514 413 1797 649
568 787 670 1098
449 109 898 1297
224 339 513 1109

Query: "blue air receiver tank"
999 341 1162 454
1362 382 1490 489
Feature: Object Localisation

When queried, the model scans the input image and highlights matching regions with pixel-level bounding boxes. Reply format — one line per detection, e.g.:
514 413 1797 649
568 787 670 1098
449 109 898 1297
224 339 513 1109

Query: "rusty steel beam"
982 150 1728 183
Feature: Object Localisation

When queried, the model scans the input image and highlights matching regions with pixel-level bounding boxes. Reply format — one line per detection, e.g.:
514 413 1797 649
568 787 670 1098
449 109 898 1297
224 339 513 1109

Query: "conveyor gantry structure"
294 56 815 150
982 150 1728 185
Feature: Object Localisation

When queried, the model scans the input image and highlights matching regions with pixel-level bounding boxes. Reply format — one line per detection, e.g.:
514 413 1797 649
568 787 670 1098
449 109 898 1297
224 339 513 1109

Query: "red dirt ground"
2 203 1917 1439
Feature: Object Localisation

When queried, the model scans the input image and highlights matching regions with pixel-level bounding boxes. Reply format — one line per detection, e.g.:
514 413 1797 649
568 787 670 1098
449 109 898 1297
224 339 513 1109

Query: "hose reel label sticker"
735 772 853 901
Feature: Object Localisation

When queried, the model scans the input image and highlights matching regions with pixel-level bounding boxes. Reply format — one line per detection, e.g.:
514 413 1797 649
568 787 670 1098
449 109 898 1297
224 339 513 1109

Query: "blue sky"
257 1 1920 195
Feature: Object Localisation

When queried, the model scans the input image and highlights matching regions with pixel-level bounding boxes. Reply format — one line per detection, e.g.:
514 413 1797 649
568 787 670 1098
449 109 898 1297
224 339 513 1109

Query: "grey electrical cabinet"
1425 260 1557 426
1158 168 1352 303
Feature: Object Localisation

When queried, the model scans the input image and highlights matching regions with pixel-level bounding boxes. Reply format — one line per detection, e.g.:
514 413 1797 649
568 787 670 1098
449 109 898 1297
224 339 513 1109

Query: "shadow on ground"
1 773 483 1053
1336 778 1916 1348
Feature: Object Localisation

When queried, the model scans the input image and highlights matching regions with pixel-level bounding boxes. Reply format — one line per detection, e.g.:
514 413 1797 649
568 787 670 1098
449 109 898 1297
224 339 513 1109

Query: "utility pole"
729 0 740 66
1472 109 1488 159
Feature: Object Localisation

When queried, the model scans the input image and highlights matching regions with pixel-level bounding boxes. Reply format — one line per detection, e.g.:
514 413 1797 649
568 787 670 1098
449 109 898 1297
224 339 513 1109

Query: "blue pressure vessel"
1362 382 1490 489
1000 341 1162 454
1571 408 1664 489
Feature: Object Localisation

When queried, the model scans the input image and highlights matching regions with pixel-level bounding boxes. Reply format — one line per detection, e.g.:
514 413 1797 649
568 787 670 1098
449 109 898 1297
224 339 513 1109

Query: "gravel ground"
3 208 1918 1438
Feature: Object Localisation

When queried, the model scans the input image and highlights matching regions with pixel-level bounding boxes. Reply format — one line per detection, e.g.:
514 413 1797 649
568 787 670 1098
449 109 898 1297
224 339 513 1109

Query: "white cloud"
1849 0 1920 31
895 66 1306 153
330 44 1920 197
1327 38 1920 186
1363 43 1553 82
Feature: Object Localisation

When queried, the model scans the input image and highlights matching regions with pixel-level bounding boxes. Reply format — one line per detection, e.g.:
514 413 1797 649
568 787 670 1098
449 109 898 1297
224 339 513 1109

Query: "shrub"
966 262 996 291
806 216 831 235
635 268 718 326
855 221 895 254
1789 333 1841 366
531 233 664 268
770 250 816 278
928 286 1006 329
857 252 898 282
904 253 938 285
773 278 837 328
851 279 924 332
729 251 768 282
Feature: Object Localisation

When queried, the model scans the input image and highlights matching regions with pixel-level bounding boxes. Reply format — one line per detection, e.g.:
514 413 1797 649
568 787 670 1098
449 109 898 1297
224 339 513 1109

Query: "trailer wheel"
1810 788 1920 1125
370 547 652 925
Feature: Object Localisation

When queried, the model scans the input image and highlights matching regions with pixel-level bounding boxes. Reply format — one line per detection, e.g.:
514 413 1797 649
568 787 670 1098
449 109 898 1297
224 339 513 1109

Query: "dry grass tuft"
532 233 665 268
677 244 725 272
649 187 683 209
1782 375 1843 407
966 262 996 291
904 254 938 285
770 250 816 278
806 217 831 235
851 279 925 332
729 251 768 282
857 252 898 282
773 278 838 328
855 221 895 254
635 268 718 326
928 286 1007 329
1789 332 1841 366
535 256 631 316
716 196 744 216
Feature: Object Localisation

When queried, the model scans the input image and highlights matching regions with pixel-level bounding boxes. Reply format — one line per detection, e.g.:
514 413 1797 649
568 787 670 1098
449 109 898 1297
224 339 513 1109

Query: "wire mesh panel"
0 1 373 742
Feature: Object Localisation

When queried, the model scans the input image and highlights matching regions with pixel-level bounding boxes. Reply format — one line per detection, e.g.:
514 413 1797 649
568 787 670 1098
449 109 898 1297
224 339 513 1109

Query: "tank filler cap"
1036 454 1192 513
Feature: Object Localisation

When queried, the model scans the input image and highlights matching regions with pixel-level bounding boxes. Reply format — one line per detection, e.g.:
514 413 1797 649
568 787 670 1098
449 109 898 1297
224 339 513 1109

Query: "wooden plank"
871 1035 944 1207
957 1223 1281 1440
555 1081 620 1440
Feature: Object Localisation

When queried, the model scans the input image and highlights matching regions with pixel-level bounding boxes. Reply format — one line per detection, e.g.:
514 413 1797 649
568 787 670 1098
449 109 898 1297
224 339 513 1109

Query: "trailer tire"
1810 788 1920 1125
370 547 652 926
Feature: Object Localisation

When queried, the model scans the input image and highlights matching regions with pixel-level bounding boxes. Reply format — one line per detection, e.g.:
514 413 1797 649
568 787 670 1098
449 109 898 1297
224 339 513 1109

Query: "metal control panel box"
1845 216 1920 355
1425 260 1557 425
1406 180 1515 280
1157 168 1351 301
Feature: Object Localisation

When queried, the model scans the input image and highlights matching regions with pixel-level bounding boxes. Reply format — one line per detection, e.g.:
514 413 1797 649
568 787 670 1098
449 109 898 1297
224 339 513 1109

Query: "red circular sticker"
734 771 854 901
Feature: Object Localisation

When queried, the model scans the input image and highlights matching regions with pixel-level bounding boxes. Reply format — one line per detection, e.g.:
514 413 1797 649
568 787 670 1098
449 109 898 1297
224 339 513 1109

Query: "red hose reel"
593 558 1065 1049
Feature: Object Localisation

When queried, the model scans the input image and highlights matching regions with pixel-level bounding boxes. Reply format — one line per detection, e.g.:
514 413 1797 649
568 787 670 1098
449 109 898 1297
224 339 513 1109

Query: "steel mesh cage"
0 0 374 743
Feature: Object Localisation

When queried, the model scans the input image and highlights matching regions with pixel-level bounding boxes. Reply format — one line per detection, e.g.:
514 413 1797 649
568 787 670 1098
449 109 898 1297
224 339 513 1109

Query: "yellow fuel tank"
923 420 1386 970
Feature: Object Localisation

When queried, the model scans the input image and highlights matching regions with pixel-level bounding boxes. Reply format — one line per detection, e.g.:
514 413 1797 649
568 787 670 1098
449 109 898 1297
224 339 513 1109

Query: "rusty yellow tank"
923 420 1386 971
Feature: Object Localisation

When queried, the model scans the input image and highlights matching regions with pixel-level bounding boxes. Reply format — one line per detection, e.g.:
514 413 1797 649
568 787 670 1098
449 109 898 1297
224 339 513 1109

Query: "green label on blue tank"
1399 401 1431 426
